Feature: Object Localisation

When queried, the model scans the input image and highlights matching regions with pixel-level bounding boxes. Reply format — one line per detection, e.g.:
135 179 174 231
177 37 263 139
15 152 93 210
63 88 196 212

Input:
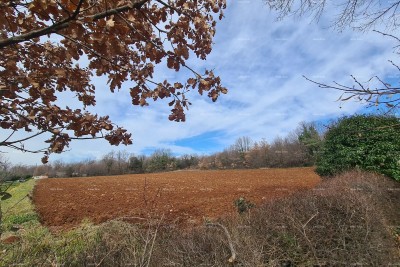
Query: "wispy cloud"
4 1 399 165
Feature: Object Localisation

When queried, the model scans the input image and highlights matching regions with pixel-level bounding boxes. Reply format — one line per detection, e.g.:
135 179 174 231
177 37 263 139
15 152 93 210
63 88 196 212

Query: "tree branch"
373 29 400 44
0 0 150 49
0 0 85 49
206 222 237 264
5 143 47 154
154 0 181 15
91 0 149 20
0 131 46 146
58 33 126 71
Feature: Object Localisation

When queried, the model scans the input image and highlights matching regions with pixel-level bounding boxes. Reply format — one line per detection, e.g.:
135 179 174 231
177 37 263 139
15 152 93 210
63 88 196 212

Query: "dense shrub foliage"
316 115 400 180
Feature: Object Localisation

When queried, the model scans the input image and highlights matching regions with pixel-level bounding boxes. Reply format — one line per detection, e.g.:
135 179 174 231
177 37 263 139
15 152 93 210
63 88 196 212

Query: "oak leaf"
0 0 227 160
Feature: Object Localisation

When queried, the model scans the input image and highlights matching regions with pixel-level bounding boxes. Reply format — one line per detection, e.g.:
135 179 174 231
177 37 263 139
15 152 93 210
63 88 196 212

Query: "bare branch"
206 222 237 264
0 131 46 146
373 29 400 44
267 0 400 31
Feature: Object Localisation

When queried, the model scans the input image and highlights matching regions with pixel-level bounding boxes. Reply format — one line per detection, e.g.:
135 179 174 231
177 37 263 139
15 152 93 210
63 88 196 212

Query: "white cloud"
3 1 399 165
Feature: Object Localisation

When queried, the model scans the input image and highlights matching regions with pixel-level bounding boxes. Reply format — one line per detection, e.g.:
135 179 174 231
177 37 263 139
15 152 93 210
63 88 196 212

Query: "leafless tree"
102 151 116 175
247 139 270 168
234 136 253 153
115 150 129 174
267 0 400 31
0 154 11 181
267 0 400 113
33 164 51 177
0 154 13 237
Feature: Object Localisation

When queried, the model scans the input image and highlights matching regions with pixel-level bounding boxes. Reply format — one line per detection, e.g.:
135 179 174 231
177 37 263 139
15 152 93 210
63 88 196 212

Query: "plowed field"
33 167 320 230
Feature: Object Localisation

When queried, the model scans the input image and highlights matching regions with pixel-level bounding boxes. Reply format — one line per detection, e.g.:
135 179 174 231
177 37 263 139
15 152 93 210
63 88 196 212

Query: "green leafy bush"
233 197 255 214
316 115 400 180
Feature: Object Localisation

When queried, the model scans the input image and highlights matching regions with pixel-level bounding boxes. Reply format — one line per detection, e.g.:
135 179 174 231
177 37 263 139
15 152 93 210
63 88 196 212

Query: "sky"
3 0 400 165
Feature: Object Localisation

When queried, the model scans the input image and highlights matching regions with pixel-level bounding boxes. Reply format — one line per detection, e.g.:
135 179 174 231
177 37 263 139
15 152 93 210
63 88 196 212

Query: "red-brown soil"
33 167 321 230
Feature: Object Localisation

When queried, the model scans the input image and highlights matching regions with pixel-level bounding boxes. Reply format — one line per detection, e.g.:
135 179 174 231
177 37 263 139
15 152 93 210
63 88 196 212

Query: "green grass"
0 181 151 267
1 179 39 231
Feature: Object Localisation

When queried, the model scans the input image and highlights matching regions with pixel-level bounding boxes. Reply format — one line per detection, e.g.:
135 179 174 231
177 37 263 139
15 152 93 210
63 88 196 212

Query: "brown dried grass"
153 170 400 266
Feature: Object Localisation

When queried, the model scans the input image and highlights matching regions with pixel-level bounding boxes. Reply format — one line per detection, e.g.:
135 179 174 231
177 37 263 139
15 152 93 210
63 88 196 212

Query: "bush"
233 197 255 214
156 171 400 266
316 115 400 180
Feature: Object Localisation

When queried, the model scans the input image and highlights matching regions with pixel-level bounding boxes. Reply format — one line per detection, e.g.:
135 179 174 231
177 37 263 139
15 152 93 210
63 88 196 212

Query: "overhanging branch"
0 0 150 49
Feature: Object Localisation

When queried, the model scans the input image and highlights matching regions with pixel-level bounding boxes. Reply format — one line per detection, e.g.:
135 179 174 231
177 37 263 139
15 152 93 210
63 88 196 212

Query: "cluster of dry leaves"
0 0 227 162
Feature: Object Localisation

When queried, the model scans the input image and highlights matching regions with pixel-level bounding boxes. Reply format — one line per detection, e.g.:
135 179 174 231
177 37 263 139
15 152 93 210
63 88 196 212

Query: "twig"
95 247 119 267
144 215 163 267
206 222 237 264
302 211 319 228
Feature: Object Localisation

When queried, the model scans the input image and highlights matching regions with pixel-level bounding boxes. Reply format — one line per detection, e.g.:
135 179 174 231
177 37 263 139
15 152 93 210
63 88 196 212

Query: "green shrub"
316 115 400 180
233 197 255 214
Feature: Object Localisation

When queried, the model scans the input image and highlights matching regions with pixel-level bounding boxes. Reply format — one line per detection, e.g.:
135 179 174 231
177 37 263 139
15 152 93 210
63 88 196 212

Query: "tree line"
2 114 399 181
0 121 323 179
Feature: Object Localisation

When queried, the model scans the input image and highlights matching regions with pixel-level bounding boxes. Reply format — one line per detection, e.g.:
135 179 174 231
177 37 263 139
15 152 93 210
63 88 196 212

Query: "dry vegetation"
1 169 399 266
155 170 400 266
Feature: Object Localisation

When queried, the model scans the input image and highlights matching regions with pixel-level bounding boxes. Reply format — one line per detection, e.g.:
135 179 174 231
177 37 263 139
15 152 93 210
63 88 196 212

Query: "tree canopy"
0 0 227 163
316 115 400 180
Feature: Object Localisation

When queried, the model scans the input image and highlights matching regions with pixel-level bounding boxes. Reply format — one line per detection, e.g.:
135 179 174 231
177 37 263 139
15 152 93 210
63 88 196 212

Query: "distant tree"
176 154 198 169
267 0 400 112
229 136 253 168
115 150 129 174
49 159 66 177
265 130 313 168
0 155 12 237
9 164 34 179
102 151 115 175
247 139 270 168
33 164 51 177
145 149 174 172
197 155 216 170
297 122 322 164
214 149 234 169
80 158 103 176
52 160 65 172
233 136 252 153
0 154 10 181
64 165 75 177
316 115 400 180
128 155 145 174
267 137 285 167
0 0 228 163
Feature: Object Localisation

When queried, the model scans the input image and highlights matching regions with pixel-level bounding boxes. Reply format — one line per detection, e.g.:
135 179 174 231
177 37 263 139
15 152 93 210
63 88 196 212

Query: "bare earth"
33 167 321 230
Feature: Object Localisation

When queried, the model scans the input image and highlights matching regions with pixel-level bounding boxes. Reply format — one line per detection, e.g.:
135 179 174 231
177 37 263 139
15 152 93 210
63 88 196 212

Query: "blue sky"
4 0 400 165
